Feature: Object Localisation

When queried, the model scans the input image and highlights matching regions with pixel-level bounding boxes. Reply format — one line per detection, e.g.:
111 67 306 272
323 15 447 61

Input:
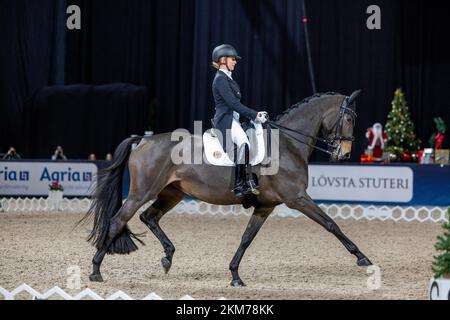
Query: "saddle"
203 120 266 167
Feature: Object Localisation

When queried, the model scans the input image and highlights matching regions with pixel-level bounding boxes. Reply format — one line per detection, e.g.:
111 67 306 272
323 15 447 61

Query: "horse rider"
211 44 269 197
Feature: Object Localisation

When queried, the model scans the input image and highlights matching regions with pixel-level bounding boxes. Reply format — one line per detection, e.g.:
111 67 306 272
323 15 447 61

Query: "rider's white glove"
255 111 269 124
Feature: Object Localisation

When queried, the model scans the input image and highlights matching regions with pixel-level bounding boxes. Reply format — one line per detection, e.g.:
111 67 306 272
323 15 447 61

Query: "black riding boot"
232 163 246 197
231 144 245 197
242 144 259 195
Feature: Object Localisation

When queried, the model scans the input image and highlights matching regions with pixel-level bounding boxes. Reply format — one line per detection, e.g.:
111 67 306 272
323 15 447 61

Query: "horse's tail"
79 136 144 255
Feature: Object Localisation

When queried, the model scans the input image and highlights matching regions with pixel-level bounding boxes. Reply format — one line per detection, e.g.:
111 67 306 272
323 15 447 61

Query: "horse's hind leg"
229 206 274 287
90 194 151 282
140 185 185 274
285 193 372 266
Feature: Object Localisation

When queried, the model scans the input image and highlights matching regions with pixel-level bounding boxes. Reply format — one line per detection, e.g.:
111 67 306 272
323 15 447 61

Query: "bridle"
328 96 357 143
267 96 357 157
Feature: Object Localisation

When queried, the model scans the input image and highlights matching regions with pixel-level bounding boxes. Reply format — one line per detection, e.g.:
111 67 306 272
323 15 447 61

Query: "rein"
267 121 335 155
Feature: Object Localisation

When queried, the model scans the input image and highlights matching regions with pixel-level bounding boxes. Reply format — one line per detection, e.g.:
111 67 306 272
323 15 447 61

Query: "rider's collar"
219 69 233 80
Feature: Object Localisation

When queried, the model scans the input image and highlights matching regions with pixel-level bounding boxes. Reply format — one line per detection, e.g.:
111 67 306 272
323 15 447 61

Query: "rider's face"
227 57 237 71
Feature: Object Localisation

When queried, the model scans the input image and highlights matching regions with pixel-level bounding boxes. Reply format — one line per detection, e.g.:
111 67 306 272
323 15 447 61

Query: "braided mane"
274 92 341 122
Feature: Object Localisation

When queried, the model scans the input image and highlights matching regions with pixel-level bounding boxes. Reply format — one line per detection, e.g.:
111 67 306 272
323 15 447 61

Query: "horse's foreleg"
140 185 185 274
285 193 372 266
229 206 274 287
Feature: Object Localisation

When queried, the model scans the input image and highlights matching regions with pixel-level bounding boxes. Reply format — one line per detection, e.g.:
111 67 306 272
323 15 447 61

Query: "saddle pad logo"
213 151 222 159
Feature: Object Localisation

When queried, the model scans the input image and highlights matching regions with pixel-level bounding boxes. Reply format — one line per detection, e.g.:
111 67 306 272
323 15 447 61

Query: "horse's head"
321 90 360 161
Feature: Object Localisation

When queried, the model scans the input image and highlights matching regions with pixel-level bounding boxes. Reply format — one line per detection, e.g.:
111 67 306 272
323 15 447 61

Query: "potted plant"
429 208 450 300
48 181 64 211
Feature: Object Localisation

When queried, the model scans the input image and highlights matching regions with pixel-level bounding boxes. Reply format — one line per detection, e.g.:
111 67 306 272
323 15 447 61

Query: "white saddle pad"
203 122 265 166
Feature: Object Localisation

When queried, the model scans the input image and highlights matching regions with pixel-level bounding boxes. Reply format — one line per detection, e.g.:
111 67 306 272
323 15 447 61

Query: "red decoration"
302 17 308 23
418 150 424 163
401 152 412 162
360 154 368 163
360 154 373 164
48 181 64 191
435 132 445 150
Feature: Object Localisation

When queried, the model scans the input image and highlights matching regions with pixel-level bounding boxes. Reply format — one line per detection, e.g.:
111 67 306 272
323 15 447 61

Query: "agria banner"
0 161 97 196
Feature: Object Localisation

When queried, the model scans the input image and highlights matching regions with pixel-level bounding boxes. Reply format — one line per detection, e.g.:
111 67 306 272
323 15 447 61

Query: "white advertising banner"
308 165 413 203
0 162 97 196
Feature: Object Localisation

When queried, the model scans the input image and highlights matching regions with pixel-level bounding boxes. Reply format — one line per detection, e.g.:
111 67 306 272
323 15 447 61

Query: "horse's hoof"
161 257 172 274
357 257 372 267
89 273 104 282
230 279 246 287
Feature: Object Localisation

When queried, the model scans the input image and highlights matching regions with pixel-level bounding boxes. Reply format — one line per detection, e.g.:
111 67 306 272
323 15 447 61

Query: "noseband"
267 95 357 156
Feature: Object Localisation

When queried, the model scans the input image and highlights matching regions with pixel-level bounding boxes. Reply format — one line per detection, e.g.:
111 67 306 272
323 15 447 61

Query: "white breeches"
231 118 250 163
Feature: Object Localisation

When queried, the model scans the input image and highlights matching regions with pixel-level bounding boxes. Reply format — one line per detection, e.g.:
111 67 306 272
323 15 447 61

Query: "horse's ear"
348 90 361 104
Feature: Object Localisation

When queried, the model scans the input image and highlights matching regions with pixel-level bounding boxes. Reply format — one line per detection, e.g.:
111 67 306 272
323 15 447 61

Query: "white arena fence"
0 283 225 300
0 197 448 223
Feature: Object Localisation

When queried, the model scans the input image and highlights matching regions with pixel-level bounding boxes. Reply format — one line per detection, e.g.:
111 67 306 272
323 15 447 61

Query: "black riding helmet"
212 44 242 62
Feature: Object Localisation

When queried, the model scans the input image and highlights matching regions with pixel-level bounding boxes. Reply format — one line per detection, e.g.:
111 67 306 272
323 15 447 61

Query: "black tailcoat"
212 71 258 152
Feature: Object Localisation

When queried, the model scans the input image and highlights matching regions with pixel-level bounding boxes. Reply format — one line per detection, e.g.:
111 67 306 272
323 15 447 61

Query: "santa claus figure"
366 123 388 161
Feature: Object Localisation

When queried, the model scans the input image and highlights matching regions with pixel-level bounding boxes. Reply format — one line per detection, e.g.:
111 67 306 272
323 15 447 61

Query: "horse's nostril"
339 152 350 160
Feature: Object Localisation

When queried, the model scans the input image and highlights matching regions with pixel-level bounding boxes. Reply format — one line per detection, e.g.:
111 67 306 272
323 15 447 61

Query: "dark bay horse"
81 91 372 286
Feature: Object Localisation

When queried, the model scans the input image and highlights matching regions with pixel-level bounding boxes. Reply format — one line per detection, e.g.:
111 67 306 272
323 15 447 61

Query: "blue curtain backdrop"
1 0 449 160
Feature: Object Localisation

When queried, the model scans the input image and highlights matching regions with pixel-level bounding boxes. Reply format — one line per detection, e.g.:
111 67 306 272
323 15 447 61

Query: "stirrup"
245 178 260 195
243 167 260 196
232 183 245 197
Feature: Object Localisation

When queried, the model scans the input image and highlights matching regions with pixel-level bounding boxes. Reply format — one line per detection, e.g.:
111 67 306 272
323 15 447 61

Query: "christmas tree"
385 89 421 161
432 208 450 278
